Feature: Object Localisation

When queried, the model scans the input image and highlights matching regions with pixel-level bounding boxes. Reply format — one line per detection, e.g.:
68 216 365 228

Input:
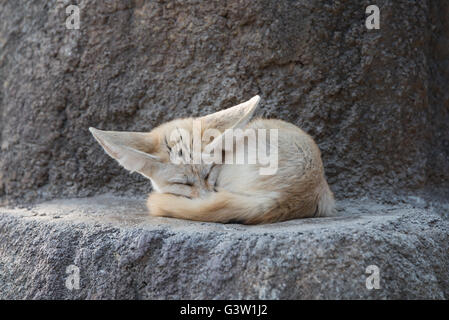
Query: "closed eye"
204 164 215 180
168 177 193 186
164 136 172 152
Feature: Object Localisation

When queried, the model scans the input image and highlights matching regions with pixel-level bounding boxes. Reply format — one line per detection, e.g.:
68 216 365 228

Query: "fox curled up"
89 95 335 224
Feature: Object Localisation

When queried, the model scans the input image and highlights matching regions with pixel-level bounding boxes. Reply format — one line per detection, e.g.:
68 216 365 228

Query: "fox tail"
315 181 336 217
147 189 275 224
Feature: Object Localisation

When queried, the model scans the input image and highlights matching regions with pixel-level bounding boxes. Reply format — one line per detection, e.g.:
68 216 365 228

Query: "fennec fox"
90 95 335 224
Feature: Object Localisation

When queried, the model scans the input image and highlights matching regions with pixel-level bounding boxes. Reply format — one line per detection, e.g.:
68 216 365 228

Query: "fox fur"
90 95 335 224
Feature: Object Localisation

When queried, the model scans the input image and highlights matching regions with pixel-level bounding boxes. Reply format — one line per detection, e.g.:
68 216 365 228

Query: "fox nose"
198 189 208 198
204 178 216 192
196 179 214 199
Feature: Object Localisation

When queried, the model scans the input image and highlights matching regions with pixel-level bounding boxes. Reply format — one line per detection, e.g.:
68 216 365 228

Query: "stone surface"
0 195 448 299
0 0 448 205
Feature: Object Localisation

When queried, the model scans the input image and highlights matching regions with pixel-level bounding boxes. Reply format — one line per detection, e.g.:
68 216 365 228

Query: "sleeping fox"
89 95 335 224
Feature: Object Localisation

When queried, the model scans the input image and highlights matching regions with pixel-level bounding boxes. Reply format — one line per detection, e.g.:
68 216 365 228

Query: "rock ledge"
0 196 448 299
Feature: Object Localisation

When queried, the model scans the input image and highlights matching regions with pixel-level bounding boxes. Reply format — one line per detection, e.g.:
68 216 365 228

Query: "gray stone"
0 0 448 205
0 196 448 299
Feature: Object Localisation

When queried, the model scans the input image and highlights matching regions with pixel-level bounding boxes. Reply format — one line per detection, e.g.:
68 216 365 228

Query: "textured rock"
0 0 448 205
0 196 448 299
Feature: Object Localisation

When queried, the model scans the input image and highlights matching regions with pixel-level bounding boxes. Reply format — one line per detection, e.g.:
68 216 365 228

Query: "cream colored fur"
90 95 335 224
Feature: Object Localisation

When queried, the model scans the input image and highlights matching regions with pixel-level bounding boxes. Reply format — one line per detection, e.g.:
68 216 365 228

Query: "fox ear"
201 95 260 153
200 95 260 131
89 127 160 175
